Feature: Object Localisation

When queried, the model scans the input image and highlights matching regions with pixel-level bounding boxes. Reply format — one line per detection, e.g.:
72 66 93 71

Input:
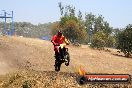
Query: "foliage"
50 2 88 44
117 24 132 57
51 22 60 36
62 19 87 43
112 28 122 48
85 13 114 48
78 10 83 22
106 35 116 47
0 22 52 38
91 31 107 49
60 16 78 28
94 15 104 34
58 2 75 17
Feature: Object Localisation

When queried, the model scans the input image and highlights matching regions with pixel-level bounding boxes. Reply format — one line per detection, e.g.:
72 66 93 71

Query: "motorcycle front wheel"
65 52 70 66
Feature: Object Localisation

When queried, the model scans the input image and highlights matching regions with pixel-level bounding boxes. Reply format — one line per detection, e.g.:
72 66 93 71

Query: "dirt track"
0 36 132 75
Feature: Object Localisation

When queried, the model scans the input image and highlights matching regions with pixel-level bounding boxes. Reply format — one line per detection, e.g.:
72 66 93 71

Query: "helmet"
57 30 62 36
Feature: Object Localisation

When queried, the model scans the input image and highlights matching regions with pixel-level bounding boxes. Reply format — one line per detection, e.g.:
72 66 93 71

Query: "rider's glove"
66 43 69 45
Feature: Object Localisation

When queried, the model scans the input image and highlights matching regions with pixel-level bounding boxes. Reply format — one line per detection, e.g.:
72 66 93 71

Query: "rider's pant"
54 47 66 59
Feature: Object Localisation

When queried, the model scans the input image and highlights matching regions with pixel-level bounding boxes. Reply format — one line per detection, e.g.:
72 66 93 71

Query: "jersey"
51 35 69 45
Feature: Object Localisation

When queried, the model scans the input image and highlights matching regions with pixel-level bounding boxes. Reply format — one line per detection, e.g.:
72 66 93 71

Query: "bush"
106 36 116 48
91 31 107 49
117 24 132 57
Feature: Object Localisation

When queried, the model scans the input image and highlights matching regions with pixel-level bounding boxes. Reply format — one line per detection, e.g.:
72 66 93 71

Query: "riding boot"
63 47 66 59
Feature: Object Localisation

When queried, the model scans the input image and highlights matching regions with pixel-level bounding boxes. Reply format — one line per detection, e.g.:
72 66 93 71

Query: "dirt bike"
54 44 70 71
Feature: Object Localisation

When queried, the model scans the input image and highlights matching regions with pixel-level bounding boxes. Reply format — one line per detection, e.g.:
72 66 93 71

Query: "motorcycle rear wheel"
55 57 62 71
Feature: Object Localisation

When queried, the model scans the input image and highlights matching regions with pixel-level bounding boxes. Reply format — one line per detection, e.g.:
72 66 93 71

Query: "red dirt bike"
54 44 70 71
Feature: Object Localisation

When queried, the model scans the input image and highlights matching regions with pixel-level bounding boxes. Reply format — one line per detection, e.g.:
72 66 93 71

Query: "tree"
85 13 113 47
56 3 88 44
58 2 64 16
117 24 132 57
78 10 83 22
106 35 116 48
13 22 51 38
51 22 60 36
94 15 105 34
59 16 78 28
62 19 87 43
112 28 122 48
85 13 95 43
91 31 107 49
78 10 85 33
58 2 75 17
103 21 112 36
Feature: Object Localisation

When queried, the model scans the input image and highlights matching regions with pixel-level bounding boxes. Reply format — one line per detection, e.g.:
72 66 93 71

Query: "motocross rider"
51 30 69 60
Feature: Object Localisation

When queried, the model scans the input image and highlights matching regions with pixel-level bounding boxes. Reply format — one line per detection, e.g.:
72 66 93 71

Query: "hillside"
1 70 132 88
0 36 132 88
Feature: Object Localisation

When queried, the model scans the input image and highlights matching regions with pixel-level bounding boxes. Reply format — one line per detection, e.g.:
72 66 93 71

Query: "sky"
0 0 132 28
